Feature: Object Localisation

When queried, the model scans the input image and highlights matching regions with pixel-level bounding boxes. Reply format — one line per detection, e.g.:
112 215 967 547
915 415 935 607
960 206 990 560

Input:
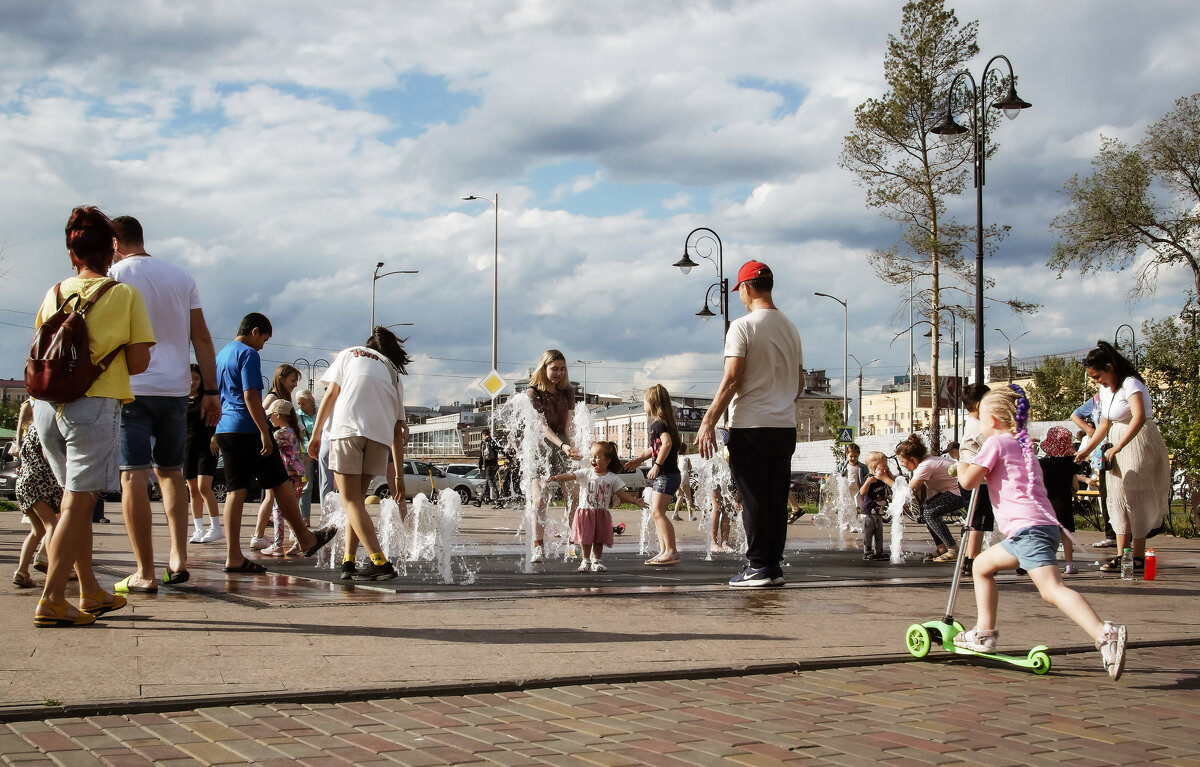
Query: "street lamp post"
674 227 729 341
931 55 1033 387
848 354 879 438
1114 323 1137 367
371 261 419 333
815 292 848 425
576 359 601 404
994 328 1030 383
461 194 500 374
293 357 330 393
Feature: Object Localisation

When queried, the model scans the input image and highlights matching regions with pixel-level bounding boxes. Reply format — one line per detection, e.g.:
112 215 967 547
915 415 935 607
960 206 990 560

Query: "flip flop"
644 556 680 566
223 559 268 574
113 575 159 594
302 526 337 557
162 568 190 585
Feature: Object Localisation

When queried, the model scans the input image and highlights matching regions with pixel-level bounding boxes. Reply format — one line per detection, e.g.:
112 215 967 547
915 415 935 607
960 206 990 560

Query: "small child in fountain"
549 441 648 572
858 452 892 561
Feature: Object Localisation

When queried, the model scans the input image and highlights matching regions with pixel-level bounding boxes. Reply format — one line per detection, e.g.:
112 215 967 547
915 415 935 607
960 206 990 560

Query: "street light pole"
674 227 729 341
848 354 879 438
461 194 499 374
371 261 419 333
994 328 1030 383
931 55 1032 387
814 292 848 425
576 360 601 404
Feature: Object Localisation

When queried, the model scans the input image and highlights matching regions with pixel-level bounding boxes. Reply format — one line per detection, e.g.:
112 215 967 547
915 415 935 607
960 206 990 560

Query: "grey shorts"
1000 525 1061 571
33 397 122 494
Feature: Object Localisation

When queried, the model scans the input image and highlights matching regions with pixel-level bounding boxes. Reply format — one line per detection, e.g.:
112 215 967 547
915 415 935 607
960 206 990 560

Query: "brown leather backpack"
24 280 124 404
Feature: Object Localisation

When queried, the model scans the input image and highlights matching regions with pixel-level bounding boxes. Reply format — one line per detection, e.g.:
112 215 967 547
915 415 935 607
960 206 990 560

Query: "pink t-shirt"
910 455 960 496
971 434 1059 537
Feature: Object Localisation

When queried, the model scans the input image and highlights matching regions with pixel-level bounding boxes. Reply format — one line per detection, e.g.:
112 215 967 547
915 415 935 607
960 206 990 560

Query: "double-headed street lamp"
461 194 500 375
848 354 879 438
292 357 330 393
814 292 848 425
930 54 1032 386
674 227 729 341
371 261 419 333
994 328 1030 383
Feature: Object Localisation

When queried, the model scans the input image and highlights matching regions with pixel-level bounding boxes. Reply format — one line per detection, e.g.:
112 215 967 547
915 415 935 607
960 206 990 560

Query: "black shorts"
184 434 219 480
215 432 289 493
960 483 995 532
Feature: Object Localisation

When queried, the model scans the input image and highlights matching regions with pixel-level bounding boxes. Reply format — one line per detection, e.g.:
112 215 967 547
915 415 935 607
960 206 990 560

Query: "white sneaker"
530 545 545 564
1093 539 1117 549
1097 621 1126 681
200 527 225 543
577 560 591 572
261 543 285 557
590 559 607 573
953 627 998 653
188 528 206 544
248 535 270 550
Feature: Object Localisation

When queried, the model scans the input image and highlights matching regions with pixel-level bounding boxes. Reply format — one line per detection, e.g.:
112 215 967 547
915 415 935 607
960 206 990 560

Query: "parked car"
0 457 19 500
370 459 485 503
441 463 479 477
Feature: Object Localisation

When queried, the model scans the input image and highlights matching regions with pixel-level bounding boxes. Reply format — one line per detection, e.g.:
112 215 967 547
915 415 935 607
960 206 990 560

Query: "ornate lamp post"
931 54 1032 386
674 227 729 341
848 354 879 438
371 261 418 333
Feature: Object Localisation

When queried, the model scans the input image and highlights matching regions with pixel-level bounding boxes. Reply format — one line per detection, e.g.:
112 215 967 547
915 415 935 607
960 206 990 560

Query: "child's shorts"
1000 525 1061 570
571 507 614 547
651 472 681 495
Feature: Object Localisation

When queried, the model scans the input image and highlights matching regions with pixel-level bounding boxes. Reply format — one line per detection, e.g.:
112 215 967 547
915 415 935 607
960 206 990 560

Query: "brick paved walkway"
4 644 1197 766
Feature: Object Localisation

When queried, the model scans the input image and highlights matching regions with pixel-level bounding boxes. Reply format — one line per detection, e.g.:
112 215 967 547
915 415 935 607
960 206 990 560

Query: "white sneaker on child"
953 627 997 653
200 527 224 543
1096 621 1126 681
590 559 607 573
188 528 206 544
577 560 591 572
261 543 285 557
249 535 270 550
529 545 545 564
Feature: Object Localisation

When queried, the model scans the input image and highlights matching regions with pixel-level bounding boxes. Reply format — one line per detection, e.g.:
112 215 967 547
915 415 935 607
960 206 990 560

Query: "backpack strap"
80 279 126 372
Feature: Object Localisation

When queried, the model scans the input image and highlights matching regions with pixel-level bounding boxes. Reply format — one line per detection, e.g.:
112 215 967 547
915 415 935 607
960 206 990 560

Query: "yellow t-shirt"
35 277 156 404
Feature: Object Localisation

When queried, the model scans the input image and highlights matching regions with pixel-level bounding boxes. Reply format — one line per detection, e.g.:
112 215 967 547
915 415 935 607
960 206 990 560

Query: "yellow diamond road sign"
479 369 507 398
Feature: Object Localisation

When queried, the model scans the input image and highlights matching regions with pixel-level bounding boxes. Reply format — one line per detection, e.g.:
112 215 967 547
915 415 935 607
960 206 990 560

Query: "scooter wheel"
1029 650 1052 675
905 624 931 658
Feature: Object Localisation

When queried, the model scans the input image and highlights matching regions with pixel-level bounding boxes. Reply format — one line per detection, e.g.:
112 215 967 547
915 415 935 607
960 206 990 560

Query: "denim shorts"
120 395 188 470
1000 525 1061 570
652 472 682 496
33 397 122 493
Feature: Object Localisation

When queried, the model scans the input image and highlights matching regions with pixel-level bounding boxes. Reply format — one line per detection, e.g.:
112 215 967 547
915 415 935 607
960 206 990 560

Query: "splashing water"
690 448 745 558
812 472 860 550
887 476 913 564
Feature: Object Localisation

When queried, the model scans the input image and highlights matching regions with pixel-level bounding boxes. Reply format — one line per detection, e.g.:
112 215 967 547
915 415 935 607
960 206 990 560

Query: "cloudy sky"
2 1 1198 414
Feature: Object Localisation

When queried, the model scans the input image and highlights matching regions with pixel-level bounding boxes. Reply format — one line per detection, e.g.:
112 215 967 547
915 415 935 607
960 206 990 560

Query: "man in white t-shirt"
109 216 220 593
697 260 804 588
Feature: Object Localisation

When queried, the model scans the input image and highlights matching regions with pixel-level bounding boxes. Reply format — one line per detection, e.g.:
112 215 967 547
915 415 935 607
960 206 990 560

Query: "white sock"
192 518 204 533
208 517 222 531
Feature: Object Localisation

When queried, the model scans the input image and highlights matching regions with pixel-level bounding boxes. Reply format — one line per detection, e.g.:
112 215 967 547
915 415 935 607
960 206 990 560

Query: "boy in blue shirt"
214 313 335 573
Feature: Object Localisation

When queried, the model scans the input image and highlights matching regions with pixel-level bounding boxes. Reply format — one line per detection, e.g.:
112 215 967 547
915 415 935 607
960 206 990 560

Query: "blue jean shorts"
33 397 122 494
652 472 682 496
1000 525 1061 570
120 395 188 470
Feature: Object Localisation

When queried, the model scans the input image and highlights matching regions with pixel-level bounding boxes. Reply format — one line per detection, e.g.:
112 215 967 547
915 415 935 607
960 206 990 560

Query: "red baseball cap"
731 260 772 292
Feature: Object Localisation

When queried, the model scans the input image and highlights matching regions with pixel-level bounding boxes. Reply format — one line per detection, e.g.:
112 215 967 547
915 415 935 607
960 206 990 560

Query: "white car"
370 459 485 503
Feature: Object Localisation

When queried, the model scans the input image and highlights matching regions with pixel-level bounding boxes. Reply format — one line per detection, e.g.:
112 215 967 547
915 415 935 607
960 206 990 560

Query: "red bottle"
1144 548 1157 581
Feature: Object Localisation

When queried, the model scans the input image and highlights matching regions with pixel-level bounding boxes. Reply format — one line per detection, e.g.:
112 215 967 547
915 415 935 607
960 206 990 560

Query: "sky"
1 0 1198 415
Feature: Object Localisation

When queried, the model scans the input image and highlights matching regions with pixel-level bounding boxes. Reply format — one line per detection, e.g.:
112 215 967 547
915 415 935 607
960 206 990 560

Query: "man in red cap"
697 260 803 587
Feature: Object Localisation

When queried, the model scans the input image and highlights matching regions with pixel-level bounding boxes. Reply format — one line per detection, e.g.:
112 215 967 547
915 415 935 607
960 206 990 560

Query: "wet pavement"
2 502 1199 763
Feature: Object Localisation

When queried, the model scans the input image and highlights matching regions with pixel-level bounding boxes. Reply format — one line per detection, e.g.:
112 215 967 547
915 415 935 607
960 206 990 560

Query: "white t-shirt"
109 255 201 397
571 468 626 510
320 346 406 446
724 308 803 428
1099 377 1153 424
960 415 984 463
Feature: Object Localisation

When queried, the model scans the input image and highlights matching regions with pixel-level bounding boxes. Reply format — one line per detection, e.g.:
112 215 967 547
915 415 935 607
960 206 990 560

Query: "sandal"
113 574 159 593
223 558 268 574
644 556 681 566
162 568 190 586
80 589 127 617
1100 556 1144 573
302 526 337 557
12 571 35 588
34 598 97 628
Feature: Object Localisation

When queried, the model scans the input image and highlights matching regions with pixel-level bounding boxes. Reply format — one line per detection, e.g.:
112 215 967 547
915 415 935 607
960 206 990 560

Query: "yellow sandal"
80 589 127 617
34 599 97 628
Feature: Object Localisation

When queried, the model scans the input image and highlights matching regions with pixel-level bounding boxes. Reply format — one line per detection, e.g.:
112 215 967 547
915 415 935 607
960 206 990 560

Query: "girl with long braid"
956 385 1128 681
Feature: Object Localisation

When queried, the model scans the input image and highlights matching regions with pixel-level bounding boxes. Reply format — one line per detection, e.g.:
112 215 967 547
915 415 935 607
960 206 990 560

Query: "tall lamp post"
674 227 729 341
994 328 1030 383
461 194 500 375
371 261 419 333
931 55 1032 387
814 292 848 425
1114 323 1137 367
848 354 879 438
292 357 330 393
576 359 601 404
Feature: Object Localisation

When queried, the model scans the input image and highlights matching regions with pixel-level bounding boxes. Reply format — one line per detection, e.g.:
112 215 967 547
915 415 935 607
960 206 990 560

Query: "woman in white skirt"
1075 341 1170 574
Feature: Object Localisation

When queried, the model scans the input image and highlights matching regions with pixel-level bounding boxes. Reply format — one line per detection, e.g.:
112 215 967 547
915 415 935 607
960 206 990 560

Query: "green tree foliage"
0 404 18 431
1049 93 1200 299
840 0 1034 452
1026 355 1091 421
823 400 846 461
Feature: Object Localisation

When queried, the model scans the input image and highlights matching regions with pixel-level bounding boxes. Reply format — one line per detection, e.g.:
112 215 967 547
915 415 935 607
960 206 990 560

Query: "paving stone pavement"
2 643 1198 766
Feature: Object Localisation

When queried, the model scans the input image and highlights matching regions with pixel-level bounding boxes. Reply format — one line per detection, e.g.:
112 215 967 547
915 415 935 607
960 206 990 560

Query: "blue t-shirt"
216 340 263 434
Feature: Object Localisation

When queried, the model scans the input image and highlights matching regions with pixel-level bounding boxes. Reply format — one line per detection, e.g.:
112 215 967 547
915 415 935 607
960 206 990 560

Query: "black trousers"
727 427 797 572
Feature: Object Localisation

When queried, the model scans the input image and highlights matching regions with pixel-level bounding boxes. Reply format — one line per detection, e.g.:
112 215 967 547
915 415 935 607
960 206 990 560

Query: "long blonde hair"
529 349 570 392
980 384 1036 494
644 384 681 449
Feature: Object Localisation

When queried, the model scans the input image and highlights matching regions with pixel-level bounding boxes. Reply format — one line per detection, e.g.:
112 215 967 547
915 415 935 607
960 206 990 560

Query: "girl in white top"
1074 341 1170 574
308 327 410 582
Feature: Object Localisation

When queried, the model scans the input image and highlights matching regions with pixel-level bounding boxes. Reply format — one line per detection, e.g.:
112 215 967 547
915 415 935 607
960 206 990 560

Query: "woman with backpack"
28 206 155 627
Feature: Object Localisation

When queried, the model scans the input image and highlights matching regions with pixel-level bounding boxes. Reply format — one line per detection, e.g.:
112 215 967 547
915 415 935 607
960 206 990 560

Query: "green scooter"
904 486 1052 675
